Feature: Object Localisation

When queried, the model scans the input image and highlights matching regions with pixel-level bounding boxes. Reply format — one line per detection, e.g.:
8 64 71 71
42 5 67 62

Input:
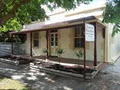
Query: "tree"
0 0 92 32
103 0 120 36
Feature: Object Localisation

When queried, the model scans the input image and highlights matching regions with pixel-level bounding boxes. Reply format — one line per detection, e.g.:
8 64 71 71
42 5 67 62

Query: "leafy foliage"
42 48 48 54
56 49 64 55
112 22 120 37
56 48 64 65
103 0 120 36
74 50 83 59
0 31 26 42
74 50 83 67
0 0 92 42
0 0 92 32
0 18 22 32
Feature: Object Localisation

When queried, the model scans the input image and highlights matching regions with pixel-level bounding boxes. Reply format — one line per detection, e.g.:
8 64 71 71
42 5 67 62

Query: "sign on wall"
85 23 95 42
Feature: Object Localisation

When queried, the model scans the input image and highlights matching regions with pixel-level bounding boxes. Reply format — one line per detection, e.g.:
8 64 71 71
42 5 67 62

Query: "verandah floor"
11 55 106 71
33 55 106 71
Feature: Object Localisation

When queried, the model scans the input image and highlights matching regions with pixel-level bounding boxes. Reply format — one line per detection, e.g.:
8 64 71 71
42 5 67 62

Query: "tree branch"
0 0 31 26
0 0 3 8
0 0 17 14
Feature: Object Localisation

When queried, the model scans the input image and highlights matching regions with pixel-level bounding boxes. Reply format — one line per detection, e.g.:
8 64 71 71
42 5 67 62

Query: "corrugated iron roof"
10 16 104 34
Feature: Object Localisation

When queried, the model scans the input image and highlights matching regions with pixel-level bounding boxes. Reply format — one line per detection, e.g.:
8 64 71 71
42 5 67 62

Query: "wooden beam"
83 19 86 80
46 30 49 59
94 23 97 66
11 34 14 55
30 32 32 57
48 30 50 57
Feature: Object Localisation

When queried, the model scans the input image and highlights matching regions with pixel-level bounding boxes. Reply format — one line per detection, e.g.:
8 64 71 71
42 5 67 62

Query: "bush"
42 48 48 54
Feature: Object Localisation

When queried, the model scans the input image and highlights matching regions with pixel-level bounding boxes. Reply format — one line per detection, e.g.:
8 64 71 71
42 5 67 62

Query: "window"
51 34 54 46
74 26 84 48
50 30 58 47
55 34 58 46
33 32 39 47
50 33 58 46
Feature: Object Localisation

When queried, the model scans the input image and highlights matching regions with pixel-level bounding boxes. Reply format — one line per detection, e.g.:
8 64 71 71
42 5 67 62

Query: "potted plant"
56 48 64 65
74 50 83 67
42 48 48 60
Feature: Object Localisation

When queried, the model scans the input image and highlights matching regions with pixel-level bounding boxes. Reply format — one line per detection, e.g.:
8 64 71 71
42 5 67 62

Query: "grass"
0 77 29 90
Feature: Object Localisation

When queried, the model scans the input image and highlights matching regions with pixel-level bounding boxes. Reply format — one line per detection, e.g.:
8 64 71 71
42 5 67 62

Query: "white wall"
26 31 46 56
108 24 120 63
59 28 94 61
59 28 104 62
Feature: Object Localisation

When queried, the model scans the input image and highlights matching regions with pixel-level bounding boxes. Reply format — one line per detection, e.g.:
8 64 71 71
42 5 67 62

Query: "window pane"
75 28 80 37
51 42 54 46
51 33 58 47
55 42 58 46
51 37 54 41
55 37 58 42
75 33 80 37
33 32 39 47
75 38 80 47
55 34 58 37
75 38 84 48
51 34 54 37
74 26 84 48
34 40 39 47
34 33 39 39
75 27 83 37
80 38 84 47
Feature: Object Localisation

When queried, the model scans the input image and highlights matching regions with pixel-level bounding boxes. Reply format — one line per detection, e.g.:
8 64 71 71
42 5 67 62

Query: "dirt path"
0 58 120 90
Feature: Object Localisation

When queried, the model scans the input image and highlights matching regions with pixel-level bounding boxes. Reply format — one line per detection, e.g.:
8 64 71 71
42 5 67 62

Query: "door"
50 31 58 56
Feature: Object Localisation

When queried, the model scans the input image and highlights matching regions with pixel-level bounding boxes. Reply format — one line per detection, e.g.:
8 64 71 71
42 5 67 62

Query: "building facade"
11 1 120 64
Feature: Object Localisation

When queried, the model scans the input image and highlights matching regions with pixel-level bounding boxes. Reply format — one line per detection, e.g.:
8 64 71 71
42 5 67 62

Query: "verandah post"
30 32 33 57
94 22 97 66
83 19 86 80
11 34 14 55
46 30 49 59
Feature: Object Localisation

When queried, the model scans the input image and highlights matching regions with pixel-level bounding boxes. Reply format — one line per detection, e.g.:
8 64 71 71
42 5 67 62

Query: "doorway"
50 30 58 57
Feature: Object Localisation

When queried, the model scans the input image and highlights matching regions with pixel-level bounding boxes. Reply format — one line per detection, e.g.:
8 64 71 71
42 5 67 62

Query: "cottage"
11 1 120 67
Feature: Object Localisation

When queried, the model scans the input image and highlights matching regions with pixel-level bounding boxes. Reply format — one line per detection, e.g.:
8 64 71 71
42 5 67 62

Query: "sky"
92 0 106 3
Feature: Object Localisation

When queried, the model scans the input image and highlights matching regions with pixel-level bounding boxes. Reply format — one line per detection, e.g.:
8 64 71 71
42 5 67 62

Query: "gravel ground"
0 58 120 90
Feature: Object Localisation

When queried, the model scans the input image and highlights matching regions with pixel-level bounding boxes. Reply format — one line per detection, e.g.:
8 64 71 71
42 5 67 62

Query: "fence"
0 43 26 57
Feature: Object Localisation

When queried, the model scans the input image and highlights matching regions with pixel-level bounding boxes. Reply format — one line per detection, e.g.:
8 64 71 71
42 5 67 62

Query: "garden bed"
0 55 34 65
39 63 98 80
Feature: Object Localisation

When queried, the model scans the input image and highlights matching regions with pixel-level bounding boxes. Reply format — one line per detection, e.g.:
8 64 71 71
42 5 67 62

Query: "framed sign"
85 23 95 42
